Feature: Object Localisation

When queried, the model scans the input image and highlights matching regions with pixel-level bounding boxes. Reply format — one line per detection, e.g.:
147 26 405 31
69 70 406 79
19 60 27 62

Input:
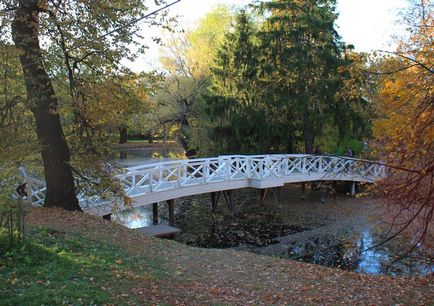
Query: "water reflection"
112 207 153 229
113 144 185 167
355 229 388 274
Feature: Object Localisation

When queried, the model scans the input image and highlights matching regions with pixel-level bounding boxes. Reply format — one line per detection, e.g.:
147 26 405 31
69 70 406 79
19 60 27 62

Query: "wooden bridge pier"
260 189 266 205
167 199 175 226
351 182 356 197
210 190 235 212
152 203 158 225
210 192 220 213
260 187 282 206
222 190 235 212
151 201 174 226
136 201 179 238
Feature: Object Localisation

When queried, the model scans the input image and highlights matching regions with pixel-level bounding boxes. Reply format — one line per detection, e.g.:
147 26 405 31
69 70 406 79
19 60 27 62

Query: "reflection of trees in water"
375 239 434 276
176 199 291 248
286 236 362 270
119 151 128 159
115 146 185 162
284 231 434 275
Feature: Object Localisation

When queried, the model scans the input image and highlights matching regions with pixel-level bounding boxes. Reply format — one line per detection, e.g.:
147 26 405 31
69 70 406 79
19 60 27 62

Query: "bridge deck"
24 154 385 216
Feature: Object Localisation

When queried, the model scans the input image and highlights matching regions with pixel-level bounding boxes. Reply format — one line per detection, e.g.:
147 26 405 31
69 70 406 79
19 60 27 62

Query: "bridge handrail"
23 154 385 209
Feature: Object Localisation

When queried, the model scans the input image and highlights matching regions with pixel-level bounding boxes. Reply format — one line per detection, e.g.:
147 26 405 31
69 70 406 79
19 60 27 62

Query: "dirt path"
22 205 433 305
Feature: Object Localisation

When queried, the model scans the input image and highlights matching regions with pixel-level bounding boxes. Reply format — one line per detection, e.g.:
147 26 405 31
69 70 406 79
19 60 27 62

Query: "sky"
130 0 409 71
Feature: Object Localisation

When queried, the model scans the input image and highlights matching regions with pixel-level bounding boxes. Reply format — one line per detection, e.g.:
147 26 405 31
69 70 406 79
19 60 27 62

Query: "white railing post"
131 174 136 189
149 170 153 192
159 164 163 185
177 165 182 187
225 159 230 180
203 160 209 183
182 163 187 180
246 156 251 178
283 157 289 175
266 156 270 177
277 158 282 177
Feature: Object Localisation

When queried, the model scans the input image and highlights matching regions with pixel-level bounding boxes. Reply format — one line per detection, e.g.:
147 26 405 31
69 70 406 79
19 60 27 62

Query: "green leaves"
202 1 366 155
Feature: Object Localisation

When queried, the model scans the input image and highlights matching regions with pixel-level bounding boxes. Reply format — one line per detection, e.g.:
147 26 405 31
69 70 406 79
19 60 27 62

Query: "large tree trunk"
178 117 197 158
12 1 81 211
119 126 128 144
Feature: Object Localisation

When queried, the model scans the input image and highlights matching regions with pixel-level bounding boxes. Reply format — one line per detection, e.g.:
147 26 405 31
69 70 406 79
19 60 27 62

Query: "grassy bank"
1 206 433 305
0 227 168 305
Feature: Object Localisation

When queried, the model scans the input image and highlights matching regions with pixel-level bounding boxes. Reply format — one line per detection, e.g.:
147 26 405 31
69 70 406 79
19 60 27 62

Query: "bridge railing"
117 155 385 195
25 154 385 208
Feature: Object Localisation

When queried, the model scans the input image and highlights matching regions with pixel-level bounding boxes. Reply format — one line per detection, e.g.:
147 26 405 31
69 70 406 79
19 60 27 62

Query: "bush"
0 193 26 251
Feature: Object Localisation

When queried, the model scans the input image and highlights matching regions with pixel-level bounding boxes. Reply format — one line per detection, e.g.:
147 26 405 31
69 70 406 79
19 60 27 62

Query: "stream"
111 145 434 276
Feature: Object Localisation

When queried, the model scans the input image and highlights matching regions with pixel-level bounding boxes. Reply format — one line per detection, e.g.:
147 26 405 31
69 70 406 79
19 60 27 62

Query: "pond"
110 147 433 276
112 142 185 167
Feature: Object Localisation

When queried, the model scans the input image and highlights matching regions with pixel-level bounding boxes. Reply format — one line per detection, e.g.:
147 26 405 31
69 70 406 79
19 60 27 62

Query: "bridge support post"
167 199 175 226
351 182 356 197
102 214 111 221
260 189 267 205
272 187 282 205
211 192 220 214
300 182 306 200
152 203 159 225
223 190 235 212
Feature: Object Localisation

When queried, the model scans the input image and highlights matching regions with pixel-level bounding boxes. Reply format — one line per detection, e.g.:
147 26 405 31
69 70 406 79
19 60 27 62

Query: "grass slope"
1 206 433 305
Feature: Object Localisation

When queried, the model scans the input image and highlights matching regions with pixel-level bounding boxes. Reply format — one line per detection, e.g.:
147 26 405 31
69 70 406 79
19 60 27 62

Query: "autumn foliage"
373 0 433 247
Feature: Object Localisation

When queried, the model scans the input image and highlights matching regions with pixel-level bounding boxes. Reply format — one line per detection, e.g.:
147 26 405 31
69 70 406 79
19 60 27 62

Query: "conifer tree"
258 0 346 153
205 11 270 154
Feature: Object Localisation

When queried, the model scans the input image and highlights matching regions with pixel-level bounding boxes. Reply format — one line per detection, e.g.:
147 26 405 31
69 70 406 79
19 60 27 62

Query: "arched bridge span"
25 154 385 216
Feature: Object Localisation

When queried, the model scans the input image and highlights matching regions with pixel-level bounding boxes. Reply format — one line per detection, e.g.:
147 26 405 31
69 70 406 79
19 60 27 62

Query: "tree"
202 11 269 155
203 1 366 155
156 5 233 156
0 43 39 188
71 72 159 145
373 0 433 247
258 0 348 153
1 0 172 210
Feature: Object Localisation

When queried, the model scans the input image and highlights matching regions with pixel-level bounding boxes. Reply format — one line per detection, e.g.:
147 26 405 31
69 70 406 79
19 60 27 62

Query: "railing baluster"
177 165 182 187
203 160 208 183
225 159 230 180
247 157 252 178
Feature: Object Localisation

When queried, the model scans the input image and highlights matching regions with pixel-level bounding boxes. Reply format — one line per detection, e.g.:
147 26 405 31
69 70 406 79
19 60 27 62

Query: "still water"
113 142 185 167
112 146 433 276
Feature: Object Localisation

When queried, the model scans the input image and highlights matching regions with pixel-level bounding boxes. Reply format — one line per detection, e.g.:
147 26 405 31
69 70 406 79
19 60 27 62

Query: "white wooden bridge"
24 154 385 216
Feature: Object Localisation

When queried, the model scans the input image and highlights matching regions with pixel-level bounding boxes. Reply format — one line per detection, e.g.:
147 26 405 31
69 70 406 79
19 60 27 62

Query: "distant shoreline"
112 140 180 150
